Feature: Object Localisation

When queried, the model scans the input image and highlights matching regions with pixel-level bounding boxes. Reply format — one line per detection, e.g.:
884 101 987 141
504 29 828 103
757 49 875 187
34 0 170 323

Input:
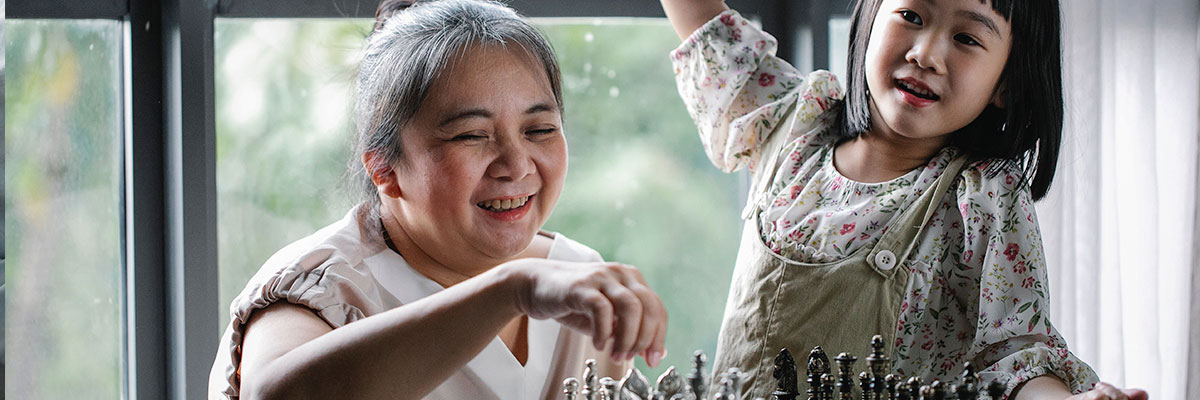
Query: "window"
5 19 125 398
214 18 742 375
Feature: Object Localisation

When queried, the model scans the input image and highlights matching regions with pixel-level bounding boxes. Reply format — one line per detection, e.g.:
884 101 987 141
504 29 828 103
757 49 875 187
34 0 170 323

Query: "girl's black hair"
835 0 1063 201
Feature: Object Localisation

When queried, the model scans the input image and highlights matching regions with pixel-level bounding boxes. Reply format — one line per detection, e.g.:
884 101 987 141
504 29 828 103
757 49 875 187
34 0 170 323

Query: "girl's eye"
955 33 981 46
899 10 923 25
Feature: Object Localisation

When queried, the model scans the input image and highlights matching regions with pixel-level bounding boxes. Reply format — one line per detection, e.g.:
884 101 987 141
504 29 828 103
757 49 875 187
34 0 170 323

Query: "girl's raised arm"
660 0 729 40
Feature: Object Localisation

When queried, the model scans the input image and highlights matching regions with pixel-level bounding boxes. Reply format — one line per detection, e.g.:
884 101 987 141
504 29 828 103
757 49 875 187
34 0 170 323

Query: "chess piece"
656 366 685 400
621 367 652 400
689 351 709 400
951 362 980 400
807 347 831 400
565 377 581 400
922 380 945 400
820 373 836 400
713 368 745 400
858 372 871 400
884 374 898 400
772 348 800 400
834 352 857 400
902 377 921 400
985 380 1006 400
866 336 888 400
583 359 598 400
600 377 619 400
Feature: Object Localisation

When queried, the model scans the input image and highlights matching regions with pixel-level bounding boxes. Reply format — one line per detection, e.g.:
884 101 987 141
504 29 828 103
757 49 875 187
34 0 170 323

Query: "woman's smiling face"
385 45 567 269
864 0 1012 141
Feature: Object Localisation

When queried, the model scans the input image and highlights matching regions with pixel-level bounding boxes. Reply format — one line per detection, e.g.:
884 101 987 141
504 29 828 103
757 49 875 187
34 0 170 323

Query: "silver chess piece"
620 367 652 400
655 366 685 399
600 377 619 400
583 359 598 400
688 350 709 400
564 377 581 400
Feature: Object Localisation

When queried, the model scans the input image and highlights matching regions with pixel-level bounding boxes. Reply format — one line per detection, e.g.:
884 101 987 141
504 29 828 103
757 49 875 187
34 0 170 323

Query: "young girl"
660 0 1148 399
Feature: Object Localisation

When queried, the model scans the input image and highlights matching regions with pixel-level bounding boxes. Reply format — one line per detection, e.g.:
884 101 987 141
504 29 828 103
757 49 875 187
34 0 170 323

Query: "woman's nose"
905 35 946 74
486 136 536 181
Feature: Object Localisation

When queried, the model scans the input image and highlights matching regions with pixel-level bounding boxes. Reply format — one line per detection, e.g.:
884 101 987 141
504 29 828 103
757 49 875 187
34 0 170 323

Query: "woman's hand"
503 259 669 367
1064 383 1148 400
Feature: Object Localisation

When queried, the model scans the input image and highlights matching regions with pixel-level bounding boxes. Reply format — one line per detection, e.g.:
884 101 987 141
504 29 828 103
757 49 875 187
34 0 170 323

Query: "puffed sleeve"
956 162 1100 396
670 10 843 173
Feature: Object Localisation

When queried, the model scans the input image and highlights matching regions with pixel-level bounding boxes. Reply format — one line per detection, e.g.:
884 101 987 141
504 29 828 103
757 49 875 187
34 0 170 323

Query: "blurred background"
5 0 1200 399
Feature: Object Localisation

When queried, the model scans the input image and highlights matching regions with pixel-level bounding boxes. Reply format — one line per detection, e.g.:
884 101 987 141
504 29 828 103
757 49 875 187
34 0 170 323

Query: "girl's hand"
1065 382 1148 400
503 259 668 367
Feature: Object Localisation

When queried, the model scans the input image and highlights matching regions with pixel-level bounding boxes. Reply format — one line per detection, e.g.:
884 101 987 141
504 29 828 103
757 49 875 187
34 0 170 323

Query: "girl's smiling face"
385 45 567 270
864 0 1012 142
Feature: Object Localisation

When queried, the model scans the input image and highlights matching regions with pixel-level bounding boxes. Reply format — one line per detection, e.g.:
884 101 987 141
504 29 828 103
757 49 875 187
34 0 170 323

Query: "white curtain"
1040 0 1200 398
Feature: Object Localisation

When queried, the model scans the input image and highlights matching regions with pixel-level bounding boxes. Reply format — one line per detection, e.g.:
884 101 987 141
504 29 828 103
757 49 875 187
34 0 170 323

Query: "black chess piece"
951 362 980 400
808 347 831 400
689 350 708 400
835 352 857 400
773 348 800 400
902 377 921 400
925 380 946 400
858 371 872 400
866 336 889 399
821 373 836 400
884 374 899 400
985 380 1006 400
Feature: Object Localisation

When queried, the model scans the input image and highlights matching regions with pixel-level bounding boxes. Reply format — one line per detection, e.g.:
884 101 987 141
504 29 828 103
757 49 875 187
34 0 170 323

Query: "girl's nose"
905 36 946 74
486 135 536 181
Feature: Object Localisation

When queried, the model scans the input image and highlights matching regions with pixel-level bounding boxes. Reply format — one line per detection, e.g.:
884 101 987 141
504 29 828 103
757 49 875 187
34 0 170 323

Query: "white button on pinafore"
874 250 897 271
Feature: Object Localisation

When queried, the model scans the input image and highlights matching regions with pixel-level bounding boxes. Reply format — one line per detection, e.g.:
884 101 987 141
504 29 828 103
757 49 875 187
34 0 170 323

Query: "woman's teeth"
478 195 530 211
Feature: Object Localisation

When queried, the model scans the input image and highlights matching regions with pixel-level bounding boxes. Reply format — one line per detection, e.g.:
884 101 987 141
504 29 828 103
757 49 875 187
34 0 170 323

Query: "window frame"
7 0 838 398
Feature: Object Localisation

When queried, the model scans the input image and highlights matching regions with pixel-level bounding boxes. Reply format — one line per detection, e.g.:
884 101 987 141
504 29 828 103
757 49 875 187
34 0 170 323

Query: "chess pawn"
985 381 1006 400
834 352 857 400
712 372 737 400
689 350 709 400
583 359 598 400
565 377 581 400
807 347 831 400
772 348 800 400
599 377 618 400
820 373 836 400
920 380 945 400
952 362 980 400
902 377 921 400
884 374 899 400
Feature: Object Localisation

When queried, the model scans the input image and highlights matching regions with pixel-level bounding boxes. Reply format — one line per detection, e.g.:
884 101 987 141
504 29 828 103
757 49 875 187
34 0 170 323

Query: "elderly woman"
207 1 668 398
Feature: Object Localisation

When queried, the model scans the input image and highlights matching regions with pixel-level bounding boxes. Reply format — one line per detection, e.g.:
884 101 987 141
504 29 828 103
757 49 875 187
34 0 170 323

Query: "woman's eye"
955 33 980 46
526 128 557 137
451 133 486 141
899 10 923 25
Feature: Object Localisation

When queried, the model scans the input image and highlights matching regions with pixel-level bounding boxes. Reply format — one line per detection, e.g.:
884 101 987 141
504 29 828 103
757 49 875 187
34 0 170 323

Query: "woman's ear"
362 151 403 199
990 82 1007 109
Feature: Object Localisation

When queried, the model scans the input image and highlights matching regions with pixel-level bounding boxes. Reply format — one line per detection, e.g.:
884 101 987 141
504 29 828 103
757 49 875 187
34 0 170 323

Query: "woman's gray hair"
351 0 563 213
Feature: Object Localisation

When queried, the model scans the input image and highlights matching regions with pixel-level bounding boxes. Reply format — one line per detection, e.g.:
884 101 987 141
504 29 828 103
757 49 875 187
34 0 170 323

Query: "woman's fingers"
1122 388 1148 400
602 282 644 360
579 290 614 351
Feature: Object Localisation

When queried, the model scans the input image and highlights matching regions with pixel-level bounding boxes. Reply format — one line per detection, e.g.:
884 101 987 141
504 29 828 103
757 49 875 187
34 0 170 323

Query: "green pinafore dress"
711 118 969 400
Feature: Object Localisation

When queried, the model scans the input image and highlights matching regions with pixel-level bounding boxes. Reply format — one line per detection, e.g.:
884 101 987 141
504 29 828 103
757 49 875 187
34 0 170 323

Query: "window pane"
215 18 740 377
829 16 851 83
5 19 124 399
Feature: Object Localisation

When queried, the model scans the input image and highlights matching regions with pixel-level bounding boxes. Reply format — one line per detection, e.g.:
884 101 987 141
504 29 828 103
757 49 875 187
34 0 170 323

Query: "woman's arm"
239 259 666 400
660 0 728 40
1014 375 1148 400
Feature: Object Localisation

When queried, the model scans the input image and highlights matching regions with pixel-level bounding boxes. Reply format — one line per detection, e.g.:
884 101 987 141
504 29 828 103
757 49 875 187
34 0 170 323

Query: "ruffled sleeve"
670 10 843 173
956 162 1100 396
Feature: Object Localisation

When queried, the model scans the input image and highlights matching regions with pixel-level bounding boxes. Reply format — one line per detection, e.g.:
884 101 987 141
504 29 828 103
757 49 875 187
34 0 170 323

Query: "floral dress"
670 10 1099 395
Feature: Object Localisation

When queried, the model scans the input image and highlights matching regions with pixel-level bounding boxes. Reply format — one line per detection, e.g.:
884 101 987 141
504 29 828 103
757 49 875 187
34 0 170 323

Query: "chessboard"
561 335 1006 400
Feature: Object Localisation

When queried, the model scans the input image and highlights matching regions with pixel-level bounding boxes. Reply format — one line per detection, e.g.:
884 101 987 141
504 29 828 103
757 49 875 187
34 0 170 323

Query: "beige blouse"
208 205 625 399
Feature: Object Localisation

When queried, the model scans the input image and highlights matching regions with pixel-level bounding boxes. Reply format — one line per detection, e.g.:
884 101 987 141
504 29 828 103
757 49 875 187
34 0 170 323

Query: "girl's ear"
990 83 1007 109
362 151 403 199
